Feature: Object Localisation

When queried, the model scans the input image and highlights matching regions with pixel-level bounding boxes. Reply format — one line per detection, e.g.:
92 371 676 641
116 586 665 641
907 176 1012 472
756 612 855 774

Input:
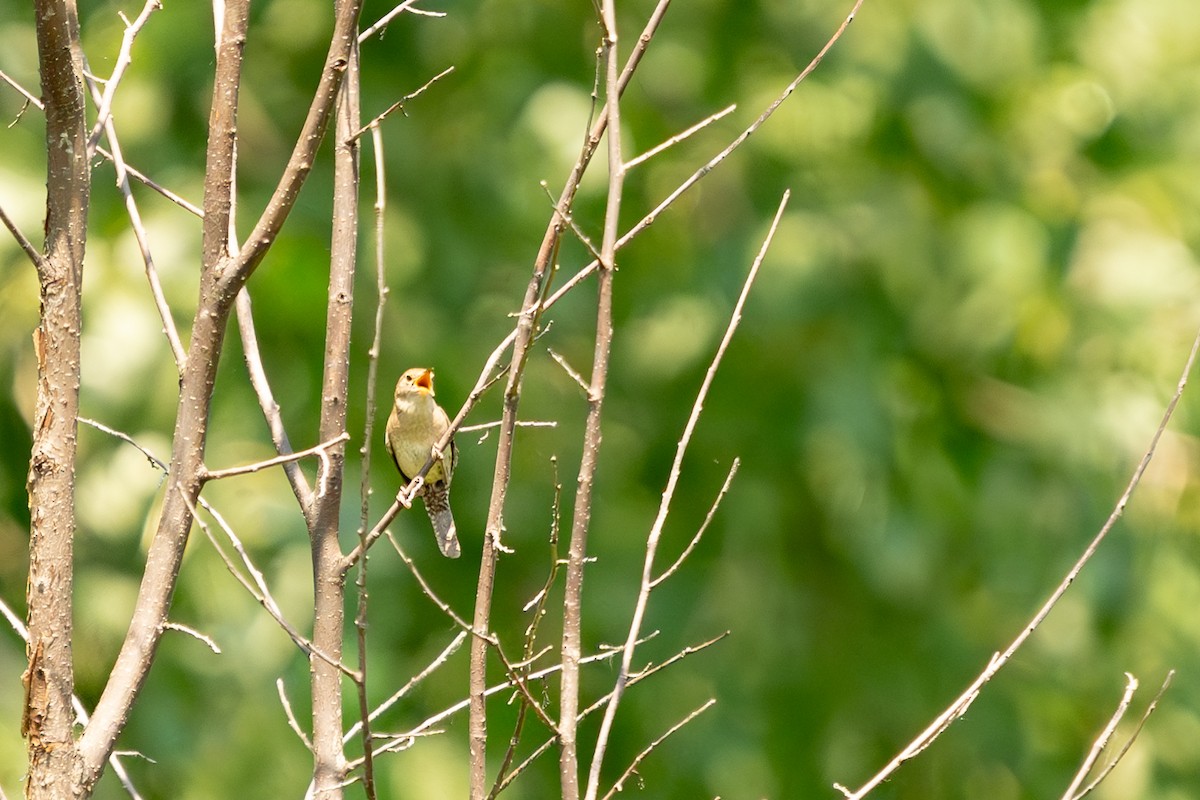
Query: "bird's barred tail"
423 485 460 559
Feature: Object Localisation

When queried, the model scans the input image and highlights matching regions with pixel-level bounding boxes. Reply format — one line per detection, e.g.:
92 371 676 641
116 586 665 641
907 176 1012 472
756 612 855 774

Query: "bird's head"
396 367 436 401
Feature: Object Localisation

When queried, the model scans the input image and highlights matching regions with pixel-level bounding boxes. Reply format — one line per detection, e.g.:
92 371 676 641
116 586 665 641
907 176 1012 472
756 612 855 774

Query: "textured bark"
25 0 90 796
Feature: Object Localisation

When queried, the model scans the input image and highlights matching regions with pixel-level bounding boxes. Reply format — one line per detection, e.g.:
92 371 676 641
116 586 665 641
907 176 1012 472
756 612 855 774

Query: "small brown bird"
385 367 460 558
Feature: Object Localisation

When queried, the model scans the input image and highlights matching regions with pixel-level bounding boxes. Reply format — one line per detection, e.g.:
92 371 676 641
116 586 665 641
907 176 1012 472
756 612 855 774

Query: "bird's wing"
384 424 414 484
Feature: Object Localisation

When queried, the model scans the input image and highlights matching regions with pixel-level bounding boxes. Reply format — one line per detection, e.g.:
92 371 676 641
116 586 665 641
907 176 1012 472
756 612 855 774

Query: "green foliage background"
3 0 1200 797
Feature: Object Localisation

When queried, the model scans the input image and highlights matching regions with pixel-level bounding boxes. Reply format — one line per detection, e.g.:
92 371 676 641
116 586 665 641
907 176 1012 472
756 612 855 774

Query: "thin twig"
98 128 187 368
836 326 1200 799
162 622 221 654
348 116 391 800
389 538 561 734
355 631 723 774
181 490 358 679
651 458 739 588
2 67 202 215
459 419 557 434
87 0 162 155
235 288 314 512
78 417 166 468
1061 673 1139 800
358 0 444 43
538 0 868 318
350 66 454 141
539 182 601 262
78 419 350 673
201 433 350 481
1074 670 1174 799
625 104 736 171
343 632 468 743
586 190 788 798
494 631 729 792
0 202 44 269
0 69 41 107
547 348 590 393
601 699 717 800
81 40 187 369
277 678 314 751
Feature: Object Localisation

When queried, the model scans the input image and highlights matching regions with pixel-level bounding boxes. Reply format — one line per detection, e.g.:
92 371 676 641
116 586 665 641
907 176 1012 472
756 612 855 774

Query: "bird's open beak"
416 369 434 393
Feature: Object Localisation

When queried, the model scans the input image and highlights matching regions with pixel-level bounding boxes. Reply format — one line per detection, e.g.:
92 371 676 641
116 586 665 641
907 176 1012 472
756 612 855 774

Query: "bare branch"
1 599 146 800
343 632 468 744
86 0 162 155
601 699 717 800
201 433 350 481
547 348 590 393
470 4 676 791
227 0 365 287
493 632 728 793
651 458 739 588
278 679 314 751
1072 671 1174 800
183 489 358 679
356 632 706 772
586 190 788 798
540 0 868 315
836 326 1200 798
1061 673 1139 800
0 68 42 107
625 104 736 171
235 289 315 510
350 66 454 141
0 202 44 269
358 0 445 43
563 1 628 793
80 43 187 369
490 465 565 798
460 419 557 436
26 0 90 789
162 622 221 655
2 67 200 214
79 417 165 468
389 538 562 736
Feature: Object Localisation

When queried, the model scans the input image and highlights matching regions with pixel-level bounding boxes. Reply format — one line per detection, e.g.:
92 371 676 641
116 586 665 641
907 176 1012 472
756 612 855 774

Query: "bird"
385 367 461 558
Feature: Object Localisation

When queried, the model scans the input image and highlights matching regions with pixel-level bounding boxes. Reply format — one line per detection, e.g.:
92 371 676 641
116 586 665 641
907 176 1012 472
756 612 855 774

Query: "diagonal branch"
0 202 44 269
1071 670 1174 799
492 632 728 793
235 288 315 509
583 189 788 800
600 699 717 800
835 326 1200 799
201 434 349 481
85 0 162 156
225 0 364 289
538 0 868 315
1061 673 1138 800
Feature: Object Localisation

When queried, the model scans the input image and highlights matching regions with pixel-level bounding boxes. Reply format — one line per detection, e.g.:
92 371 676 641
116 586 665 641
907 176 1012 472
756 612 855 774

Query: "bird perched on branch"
385 367 460 558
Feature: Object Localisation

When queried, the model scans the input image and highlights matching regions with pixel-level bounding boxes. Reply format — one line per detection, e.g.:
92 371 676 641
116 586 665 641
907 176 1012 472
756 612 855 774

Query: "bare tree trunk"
24 0 90 796
308 12 361 796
